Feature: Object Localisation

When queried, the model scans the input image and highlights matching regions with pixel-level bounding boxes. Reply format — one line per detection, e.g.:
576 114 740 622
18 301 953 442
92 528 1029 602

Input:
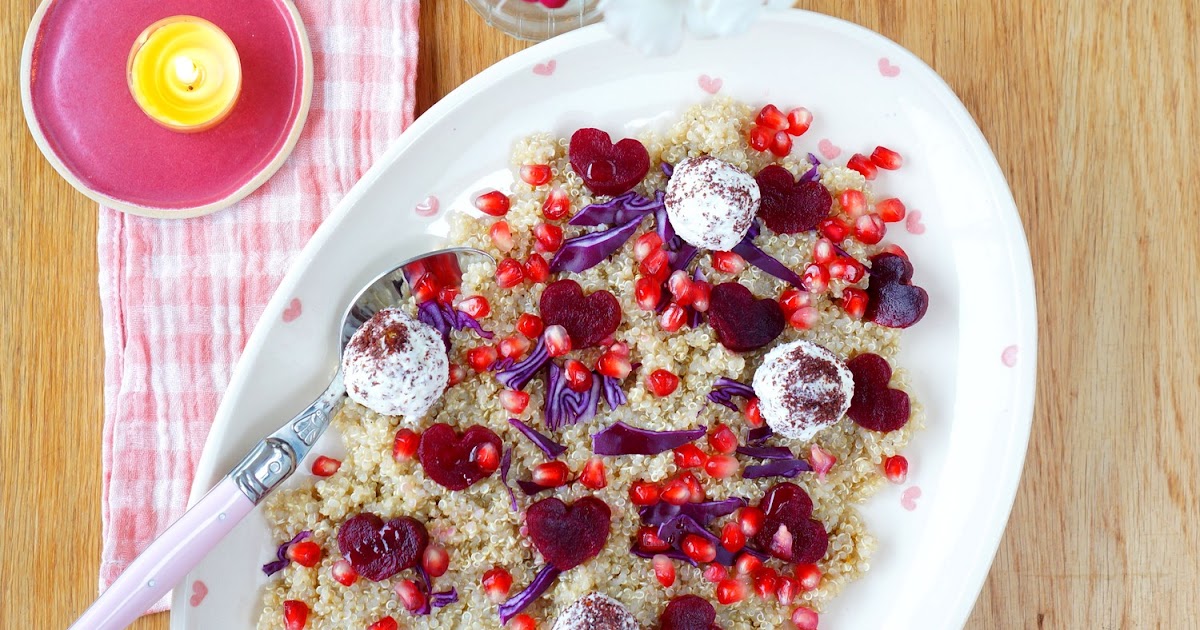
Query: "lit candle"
127 16 242 132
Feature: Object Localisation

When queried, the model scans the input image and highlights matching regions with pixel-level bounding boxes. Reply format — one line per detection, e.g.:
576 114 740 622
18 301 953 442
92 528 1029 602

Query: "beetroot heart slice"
539 279 622 348
569 128 650 197
865 253 928 328
526 496 612 571
417 423 502 490
755 164 832 234
336 513 428 582
706 282 785 352
659 595 718 630
846 353 911 432
751 482 828 564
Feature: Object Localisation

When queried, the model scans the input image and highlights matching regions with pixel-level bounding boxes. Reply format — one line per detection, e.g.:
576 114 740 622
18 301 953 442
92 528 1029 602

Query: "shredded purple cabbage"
592 421 706 456
807 152 821 166
544 362 602 430
516 480 555 496
748 427 774 443
414 565 433 615
431 589 459 608
508 418 567 458
736 445 795 460
550 215 646 273
600 373 628 410
799 163 820 183
498 564 561 624
662 162 674 178
569 190 663 227
657 514 738 566
631 544 696 566
744 458 813 479
494 337 550 391
706 377 756 411
639 498 746 527
499 448 518 511
732 235 804 287
262 530 311 576
417 300 494 351
653 204 699 271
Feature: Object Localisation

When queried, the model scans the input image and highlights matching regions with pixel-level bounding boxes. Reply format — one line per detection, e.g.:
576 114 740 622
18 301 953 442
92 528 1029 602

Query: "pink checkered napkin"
96 0 420 612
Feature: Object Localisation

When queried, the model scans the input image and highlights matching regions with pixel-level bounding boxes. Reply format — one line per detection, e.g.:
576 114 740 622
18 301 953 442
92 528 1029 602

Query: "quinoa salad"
257 98 929 630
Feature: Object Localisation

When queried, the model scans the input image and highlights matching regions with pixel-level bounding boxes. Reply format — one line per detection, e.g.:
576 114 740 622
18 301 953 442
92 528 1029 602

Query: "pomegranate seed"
500 389 530 414
646 369 680 397
459 295 491 319
743 398 763 427
769 524 795 561
596 351 632 379
691 280 712 312
884 454 909 483
682 534 717 563
630 480 661 506
837 190 866 218
846 153 877 180
544 325 572 357
870 145 903 170
472 442 501 473
801 263 830 293
791 606 819 630
810 444 836 481
499 334 531 360
818 217 852 243
667 270 695 306
368 617 398 630
393 428 420 461
331 559 358 586
679 471 705 502
738 507 765 537
532 461 570 487
755 104 789 131
834 257 866 283
652 554 676 587
776 576 800 605
659 303 686 332
467 345 498 371
437 286 460 304
635 277 663 311
703 563 729 583
841 288 869 319
447 364 466 386
395 579 426 613
634 232 664 261
734 551 762 577
753 567 780 598
713 251 746 274
812 237 837 264
283 600 309 630
490 221 514 253
716 578 745 605
795 563 822 591
311 456 341 477
520 164 552 186
524 253 550 283
854 214 886 245
876 197 907 222
287 540 321 567
533 223 564 253
474 190 511 216
580 457 608 489
516 313 544 338
770 131 793 157
422 544 450 578
660 478 691 505
674 443 708 469
563 359 594 392
704 454 738 479
495 258 525 288
482 567 513 603
708 424 738 454
639 248 670 282
788 306 821 330
638 526 670 552
608 341 630 357
748 125 772 152
509 614 537 630
412 272 440 303
542 187 570 220
778 288 810 314
786 107 813 136
720 521 746 553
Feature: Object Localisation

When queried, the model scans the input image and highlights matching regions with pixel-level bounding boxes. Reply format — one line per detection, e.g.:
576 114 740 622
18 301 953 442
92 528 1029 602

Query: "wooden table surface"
4 1 1197 628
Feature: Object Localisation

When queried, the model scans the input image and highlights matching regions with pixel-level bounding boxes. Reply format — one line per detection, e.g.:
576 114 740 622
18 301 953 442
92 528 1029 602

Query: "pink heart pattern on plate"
817 138 841 161
698 74 723 94
533 59 557 76
282 298 302 323
415 195 439 217
901 486 921 511
1001 345 1018 367
189 580 208 607
878 57 901 77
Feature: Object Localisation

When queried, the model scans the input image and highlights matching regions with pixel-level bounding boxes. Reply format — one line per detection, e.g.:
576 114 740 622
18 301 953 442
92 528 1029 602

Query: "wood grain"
2 0 1196 628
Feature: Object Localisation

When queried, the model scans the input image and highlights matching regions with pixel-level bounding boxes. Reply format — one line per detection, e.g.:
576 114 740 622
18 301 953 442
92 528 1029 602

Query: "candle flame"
172 55 200 87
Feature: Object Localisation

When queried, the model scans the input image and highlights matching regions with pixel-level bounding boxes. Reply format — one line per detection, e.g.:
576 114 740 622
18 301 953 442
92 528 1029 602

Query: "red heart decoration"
336 512 429 581
539 279 622 348
865 253 928 328
568 128 650 197
706 282 785 352
526 496 612 571
751 482 828 564
755 165 832 234
417 423 502 490
659 595 717 630
846 353 910 432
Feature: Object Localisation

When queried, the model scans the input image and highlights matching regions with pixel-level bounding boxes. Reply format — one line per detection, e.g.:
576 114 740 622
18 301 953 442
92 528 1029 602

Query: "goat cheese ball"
664 155 760 250
342 307 448 418
752 339 854 441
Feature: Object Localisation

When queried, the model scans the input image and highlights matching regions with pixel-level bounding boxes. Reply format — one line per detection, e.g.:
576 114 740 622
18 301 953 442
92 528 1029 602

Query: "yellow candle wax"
127 16 242 132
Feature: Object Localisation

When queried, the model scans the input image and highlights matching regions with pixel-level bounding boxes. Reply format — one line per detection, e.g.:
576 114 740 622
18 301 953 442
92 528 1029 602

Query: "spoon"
72 247 492 630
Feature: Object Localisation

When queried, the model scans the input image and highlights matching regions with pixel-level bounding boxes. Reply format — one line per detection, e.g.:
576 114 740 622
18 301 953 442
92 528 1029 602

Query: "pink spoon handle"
69 478 254 630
